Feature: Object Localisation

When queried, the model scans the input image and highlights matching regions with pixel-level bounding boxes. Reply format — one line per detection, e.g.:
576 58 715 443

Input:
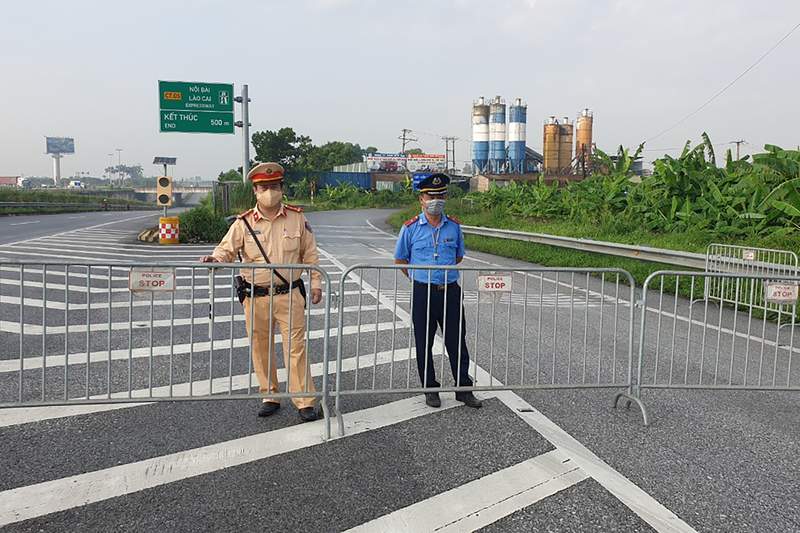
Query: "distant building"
0 176 21 187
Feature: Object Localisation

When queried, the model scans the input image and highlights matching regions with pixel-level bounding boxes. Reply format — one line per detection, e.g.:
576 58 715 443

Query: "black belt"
414 281 459 291
244 279 303 297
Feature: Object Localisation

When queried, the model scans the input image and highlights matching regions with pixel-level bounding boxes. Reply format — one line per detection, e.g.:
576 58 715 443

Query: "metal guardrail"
0 202 153 211
461 225 708 269
631 270 799 401
334 264 641 436
0 261 333 438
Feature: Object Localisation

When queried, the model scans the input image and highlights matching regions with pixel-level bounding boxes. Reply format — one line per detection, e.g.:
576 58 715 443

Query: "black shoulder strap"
240 215 291 286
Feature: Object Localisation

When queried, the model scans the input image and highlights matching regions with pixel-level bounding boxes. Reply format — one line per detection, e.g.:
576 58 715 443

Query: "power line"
398 129 418 153
647 21 800 143
442 136 459 171
730 139 747 160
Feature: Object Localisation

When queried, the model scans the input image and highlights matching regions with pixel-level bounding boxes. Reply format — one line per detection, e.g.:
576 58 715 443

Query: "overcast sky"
1 0 798 179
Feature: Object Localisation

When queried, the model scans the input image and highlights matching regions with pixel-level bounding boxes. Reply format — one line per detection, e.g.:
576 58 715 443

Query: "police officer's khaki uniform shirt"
211 204 321 289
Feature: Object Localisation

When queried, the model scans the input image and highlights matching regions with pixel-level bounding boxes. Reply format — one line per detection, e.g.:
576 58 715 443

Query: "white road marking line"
0 320 409 373
1 303 387 334
492 387 697 532
0 213 156 247
365 219 396 237
0 288 361 311
0 348 412 428
0 249 211 261
346 450 586 533
0 394 470 527
6 241 211 254
0 276 357 294
8 221 39 226
322 244 697 533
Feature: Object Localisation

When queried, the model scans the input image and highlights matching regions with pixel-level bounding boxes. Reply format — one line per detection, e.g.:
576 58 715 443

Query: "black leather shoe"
425 393 441 408
455 392 482 408
298 407 318 422
258 402 281 417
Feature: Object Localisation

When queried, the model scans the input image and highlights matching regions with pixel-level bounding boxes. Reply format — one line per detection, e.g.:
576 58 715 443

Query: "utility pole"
115 148 123 184
442 136 458 172
235 84 251 184
398 128 417 154
730 139 746 160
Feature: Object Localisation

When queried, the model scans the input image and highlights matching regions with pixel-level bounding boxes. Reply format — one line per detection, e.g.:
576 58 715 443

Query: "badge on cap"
432 176 441 185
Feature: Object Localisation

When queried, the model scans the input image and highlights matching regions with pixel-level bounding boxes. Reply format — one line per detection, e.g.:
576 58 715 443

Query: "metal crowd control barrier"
700 244 798 319
631 270 799 422
334 264 640 436
0 261 332 439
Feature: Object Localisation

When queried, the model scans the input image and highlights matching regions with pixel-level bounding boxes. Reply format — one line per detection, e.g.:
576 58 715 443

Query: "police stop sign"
477 272 512 292
128 268 176 294
764 282 799 305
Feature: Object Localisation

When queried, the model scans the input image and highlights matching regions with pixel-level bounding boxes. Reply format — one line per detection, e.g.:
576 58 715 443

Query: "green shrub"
179 205 229 243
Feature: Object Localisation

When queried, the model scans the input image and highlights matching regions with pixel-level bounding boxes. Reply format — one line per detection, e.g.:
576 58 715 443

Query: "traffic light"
156 176 173 207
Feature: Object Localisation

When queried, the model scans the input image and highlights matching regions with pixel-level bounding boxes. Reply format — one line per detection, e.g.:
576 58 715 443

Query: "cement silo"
543 116 560 174
471 97 490 174
507 97 527 173
488 96 507 174
575 108 593 171
558 117 573 171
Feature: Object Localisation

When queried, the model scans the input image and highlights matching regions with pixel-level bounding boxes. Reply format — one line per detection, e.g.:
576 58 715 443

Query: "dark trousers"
412 281 473 389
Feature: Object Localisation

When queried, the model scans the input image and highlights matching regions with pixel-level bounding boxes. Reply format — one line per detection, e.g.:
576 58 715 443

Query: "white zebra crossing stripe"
345 450 587 533
0 304 386 334
0 320 409 374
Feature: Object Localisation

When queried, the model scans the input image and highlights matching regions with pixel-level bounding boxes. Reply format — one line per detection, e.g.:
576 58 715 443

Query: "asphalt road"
0 208 797 532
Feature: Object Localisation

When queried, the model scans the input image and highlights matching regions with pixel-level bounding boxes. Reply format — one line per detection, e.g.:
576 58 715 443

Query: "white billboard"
406 154 446 172
365 153 446 172
366 152 406 172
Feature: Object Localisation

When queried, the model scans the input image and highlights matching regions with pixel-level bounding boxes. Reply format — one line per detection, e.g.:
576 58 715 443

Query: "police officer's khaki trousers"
243 289 316 409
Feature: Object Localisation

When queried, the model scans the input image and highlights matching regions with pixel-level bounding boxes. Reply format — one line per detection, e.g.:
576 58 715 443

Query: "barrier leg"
613 390 650 426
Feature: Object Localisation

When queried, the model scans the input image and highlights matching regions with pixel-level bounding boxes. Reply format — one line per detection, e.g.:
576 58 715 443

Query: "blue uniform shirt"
394 212 465 284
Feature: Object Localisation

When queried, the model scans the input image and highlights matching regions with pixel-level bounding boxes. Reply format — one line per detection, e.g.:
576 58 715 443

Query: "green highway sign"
158 80 234 134
160 110 234 134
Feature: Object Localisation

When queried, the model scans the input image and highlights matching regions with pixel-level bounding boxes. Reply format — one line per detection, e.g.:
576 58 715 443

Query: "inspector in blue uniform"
394 173 482 409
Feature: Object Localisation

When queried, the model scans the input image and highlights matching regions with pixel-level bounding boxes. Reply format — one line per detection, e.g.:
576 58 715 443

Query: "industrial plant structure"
472 96 536 175
507 98 526 173
470 97 596 189
541 109 594 175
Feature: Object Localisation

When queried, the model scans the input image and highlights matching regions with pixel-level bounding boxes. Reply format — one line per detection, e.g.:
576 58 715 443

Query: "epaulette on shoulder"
404 215 419 227
236 208 254 219
448 215 462 225
284 204 304 213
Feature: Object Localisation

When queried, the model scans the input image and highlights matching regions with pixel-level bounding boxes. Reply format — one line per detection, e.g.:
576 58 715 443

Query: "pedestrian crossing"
0 214 694 531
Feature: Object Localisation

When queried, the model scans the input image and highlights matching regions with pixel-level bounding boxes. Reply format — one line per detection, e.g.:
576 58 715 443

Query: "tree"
405 148 423 155
251 125 376 171
251 127 312 169
104 164 144 182
298 141 364 171
218 169 243 182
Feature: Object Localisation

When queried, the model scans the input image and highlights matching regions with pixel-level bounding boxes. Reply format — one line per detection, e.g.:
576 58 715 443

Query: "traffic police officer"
200 162 322 422
394 173 482 409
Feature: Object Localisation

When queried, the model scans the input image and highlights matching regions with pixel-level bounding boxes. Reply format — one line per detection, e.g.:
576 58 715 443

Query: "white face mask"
256 188 282 208
424 198 446 216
